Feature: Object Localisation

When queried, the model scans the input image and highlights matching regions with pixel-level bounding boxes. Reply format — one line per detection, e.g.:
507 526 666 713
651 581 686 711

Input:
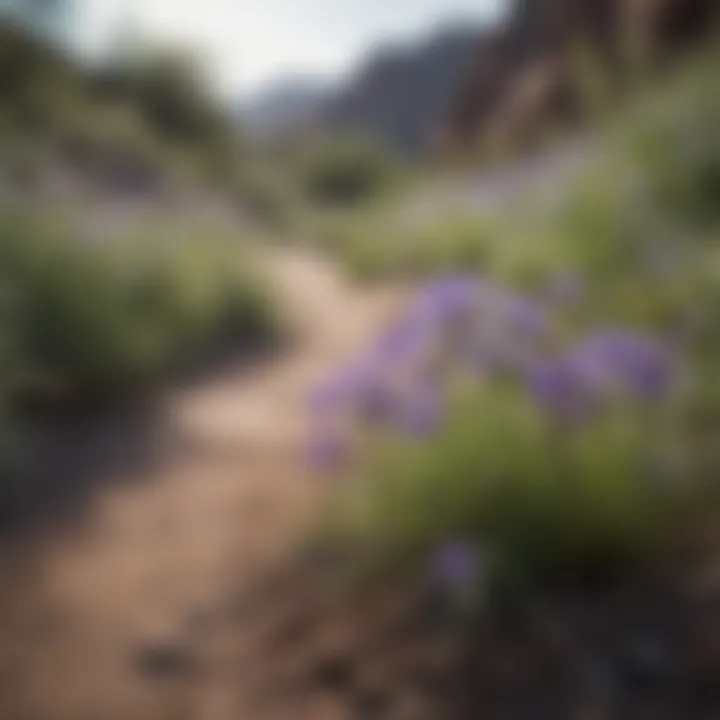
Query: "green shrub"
313 46 720 600
0 209 278 405
626 56 720 225
338 386 671 588
234 169 293 229
300 139 396 207
338 214 496 281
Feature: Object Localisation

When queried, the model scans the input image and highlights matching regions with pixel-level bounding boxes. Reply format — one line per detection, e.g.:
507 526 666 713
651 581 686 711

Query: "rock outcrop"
442 0 718 154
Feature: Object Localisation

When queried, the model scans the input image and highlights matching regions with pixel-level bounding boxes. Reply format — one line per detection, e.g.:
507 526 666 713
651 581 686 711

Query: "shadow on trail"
0 338 284 538
216 554 720 719
0 404 177 536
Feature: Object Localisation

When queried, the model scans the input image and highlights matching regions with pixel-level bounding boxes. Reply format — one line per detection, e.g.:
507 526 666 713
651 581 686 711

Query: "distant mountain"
239 75 332 138
239 24 490 157
322 24 489 156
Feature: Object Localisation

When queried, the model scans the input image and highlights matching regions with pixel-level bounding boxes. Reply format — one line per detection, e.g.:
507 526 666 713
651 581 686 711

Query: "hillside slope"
323 25 488 157
443 0 718 152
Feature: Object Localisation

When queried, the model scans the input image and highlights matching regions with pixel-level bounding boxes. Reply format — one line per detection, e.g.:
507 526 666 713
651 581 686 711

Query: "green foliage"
323 44 720 597
342 388 667 585
324 47 720 294
330 214 496 280
233 167 294 230
56 103 168 191
625 55 720 226
0 19 242 197
0 21 81 134
94 47 225 147
90 45 243 188
299 139 396 207
0 209 277 405
568 42 617 123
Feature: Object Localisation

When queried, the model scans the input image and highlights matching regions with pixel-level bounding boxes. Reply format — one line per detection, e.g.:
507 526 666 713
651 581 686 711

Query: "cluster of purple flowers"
529 329 673 424
308 276 494 469
307 272 678 596
308 273 675 471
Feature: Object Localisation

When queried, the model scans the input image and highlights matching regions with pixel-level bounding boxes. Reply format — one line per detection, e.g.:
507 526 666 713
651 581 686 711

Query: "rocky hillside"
322 25 488 157
443 0 718 153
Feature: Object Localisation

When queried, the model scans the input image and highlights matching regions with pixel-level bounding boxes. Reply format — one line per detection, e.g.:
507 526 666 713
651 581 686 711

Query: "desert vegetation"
306 46 720 607
2 3 720 718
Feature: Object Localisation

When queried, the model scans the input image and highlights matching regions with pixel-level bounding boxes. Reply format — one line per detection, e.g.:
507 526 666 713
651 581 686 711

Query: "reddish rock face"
442 0 718 155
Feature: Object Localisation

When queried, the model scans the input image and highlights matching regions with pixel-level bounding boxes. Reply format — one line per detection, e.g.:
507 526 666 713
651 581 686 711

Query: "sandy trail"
0 247 407 720
0 139 598 720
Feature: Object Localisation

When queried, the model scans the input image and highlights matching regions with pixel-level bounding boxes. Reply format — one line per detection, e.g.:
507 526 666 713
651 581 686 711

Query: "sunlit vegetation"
306 45 720 600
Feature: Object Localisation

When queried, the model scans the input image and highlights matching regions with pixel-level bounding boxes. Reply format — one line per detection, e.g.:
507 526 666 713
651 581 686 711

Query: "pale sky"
78 0 505 98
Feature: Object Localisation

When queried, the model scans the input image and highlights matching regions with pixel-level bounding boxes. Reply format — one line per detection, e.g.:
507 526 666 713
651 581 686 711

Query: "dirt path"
0 247 408 720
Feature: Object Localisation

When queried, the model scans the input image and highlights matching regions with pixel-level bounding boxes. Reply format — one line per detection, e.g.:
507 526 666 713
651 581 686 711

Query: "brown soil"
0 247 411 720
2 247 720 720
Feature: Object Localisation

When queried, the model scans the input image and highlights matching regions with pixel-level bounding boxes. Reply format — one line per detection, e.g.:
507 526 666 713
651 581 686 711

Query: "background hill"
240 24 488 158
322 24 487 156
238 75 332 140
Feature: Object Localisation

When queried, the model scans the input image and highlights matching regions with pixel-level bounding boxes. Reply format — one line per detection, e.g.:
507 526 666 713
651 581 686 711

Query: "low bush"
233 168 294 230
337 215 497 281
308 274 689 592
625 53 720 226
0 208 278 405
299 139 396 207
350 388 663 584
0 206 278 509
305 50 720 602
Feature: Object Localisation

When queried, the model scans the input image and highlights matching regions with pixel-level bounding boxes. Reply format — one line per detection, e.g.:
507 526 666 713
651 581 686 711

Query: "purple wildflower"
308 431 347 471
415 275 480 322
505 295 550 336
528 356 598 423
432 540 480 589
374 317 431 363
577 330 673 400
310 358 397 421
568 343 618 391
309 369 357 416
306 271 679 485
357 373 397 421
397 382 444 437
623 345 672 400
